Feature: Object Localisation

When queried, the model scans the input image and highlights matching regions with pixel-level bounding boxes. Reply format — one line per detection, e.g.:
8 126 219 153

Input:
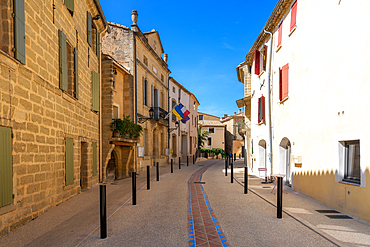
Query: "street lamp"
169 121 179 133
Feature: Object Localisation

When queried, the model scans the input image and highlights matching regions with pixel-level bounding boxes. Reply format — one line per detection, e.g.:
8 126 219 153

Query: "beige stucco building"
102 12 170 172
237 0 370 223
169 78 199 162
198 112 225 153
220 110 245 158
0 0 107 235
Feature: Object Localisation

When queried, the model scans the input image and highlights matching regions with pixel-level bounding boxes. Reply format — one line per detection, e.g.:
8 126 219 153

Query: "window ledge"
279 97 289 104
276 45 282 52
257 121 265 125
289 26 297 37
339 180 361 187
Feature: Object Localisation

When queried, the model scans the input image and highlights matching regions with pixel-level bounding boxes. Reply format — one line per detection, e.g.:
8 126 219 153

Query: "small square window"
343 140 360 184
143 56 148 66
199 115 203 120
209 128 215 134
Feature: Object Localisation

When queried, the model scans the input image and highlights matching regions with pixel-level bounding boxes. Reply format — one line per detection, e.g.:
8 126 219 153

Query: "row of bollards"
227 154 282 218
99 155 196 239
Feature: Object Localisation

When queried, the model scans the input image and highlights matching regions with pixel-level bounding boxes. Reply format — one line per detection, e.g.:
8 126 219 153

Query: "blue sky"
100 0 278 117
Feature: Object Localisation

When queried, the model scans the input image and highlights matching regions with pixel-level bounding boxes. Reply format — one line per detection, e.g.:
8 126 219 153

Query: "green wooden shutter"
65 138 74 185
14 0 25 64
92 71 99 112
74 48 79 99
87 12 92 46
0 127 13 207
96 32 100 57
92 142 97 176
59 30 67 91
64 0 74 14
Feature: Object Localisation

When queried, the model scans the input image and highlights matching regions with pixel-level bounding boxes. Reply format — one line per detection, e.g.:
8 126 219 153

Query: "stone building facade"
102 12 171 172
0 0 108 235
220 110 245 158
101 54 137 180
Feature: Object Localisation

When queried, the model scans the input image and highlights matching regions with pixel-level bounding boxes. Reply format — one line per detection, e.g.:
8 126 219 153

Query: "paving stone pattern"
188 162 229 247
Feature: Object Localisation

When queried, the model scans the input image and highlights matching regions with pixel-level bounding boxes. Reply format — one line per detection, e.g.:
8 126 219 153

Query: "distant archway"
258 140 266 169
106 150 117 181
279 137 291 185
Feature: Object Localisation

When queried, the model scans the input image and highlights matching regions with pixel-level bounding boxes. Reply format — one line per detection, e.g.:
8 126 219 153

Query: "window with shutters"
172 100 177 121
290 1 297 33
209 128 215 134
258 96 265 124
277 21 283 48
92 71 99 112
59 30 78 99
91 23 99 56
279 64 289 102
254 45 268 75
207 137 212 147
64 0 74 15
0 0 25 64
343 140 361 184
65 138 74 186
92 142 97 176
143 77 147 106
0 126 13 208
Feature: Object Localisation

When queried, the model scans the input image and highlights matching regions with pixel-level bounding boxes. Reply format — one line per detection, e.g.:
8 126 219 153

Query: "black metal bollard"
171 159 173 173
234 153 236 161
244 166 248 194
132 172 136 205
179 157 181 169
193 155 194 164
231 161 234 183
239 154 241 159
277 176 283 218
147 166 150 190
225 157 227 176
187 156 189 166
156 162 159 181
100 184 107 239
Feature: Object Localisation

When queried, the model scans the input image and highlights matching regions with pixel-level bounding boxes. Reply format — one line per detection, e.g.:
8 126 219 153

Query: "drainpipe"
263 29 273 176
99 25 108 183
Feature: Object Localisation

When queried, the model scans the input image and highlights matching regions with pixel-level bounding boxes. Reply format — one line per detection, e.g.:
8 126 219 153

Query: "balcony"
138 107 169 125
238 120 250 135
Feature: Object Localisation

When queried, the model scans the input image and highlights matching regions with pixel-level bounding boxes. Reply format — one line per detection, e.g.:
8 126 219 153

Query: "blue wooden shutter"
87 12 92 46
92 142 97 176
65 138 74 186
59 30 67 91
74 48 79 99
14 0 25 64
0 127 13 207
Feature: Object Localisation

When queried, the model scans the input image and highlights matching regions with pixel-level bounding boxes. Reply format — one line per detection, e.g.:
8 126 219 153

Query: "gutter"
93 0 110 33
263 29 273 176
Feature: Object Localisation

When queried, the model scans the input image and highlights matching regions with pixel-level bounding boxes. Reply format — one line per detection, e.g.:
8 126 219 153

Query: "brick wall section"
0 0 105 236
0 0 13 56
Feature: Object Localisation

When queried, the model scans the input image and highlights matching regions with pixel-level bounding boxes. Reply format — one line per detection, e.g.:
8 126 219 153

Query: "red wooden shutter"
254 49 260 75
258 97 261 123
263 45 267 71
278 22 283 47
261 96 265 123
282 64 289 99
290 1 297 32
279 67 282 101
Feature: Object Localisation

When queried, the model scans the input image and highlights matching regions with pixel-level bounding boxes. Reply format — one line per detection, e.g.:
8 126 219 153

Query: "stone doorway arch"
279 137 291 185
106 150 117 181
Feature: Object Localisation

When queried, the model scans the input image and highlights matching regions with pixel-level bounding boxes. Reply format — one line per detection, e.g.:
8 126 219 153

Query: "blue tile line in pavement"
199 167 229 247
187 163 229 247
188 172 196 247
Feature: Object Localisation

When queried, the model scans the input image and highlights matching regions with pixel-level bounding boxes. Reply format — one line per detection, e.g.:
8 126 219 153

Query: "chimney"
234 112 236 115
164 54 168 63
238 109 241 114
223 114 227 118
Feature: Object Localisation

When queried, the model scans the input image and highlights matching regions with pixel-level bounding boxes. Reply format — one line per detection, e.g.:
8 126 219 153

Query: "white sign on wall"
138 147 144 157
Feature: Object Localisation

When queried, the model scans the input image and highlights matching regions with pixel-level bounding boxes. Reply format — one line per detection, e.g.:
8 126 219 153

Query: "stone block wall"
0 0 105 236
